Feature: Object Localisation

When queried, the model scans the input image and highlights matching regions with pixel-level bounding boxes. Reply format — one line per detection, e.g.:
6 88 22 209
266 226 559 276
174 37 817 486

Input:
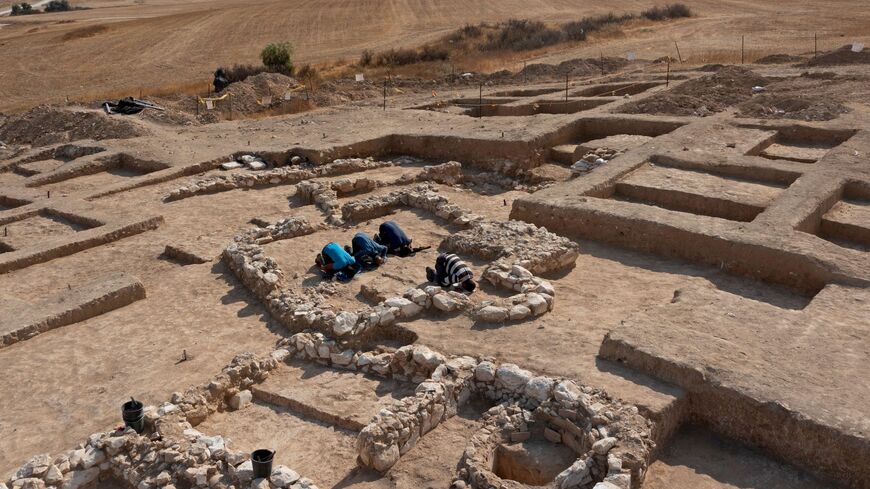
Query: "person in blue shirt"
345 232 387 270
374 221 414 257
315 242 360 282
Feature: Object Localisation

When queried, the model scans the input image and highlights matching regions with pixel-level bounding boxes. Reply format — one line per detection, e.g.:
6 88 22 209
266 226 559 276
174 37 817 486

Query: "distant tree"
260 42 294 74
11 3 35 15
44 0 72 12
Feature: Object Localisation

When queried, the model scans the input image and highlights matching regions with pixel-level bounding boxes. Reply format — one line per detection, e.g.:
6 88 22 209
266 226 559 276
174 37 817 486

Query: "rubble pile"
441 220 580 275
571 147 621 175
164 158 395 202
340 184 484 225
0 353 322 489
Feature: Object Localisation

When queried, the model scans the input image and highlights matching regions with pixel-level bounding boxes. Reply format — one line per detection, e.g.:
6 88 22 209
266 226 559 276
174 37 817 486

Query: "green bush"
44 0 71 12
260 42 294 73
10 3 35 15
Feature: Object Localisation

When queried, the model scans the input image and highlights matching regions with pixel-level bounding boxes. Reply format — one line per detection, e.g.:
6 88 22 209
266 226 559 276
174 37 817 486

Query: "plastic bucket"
251 449 274 479
122 398 145 433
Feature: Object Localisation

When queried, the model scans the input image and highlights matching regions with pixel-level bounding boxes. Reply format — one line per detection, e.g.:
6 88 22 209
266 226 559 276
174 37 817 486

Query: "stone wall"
164 158 395 202
2 353 320 489
275 332 653 488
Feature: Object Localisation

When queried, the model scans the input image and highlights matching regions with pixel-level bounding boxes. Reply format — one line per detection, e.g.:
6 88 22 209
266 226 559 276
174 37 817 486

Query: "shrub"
642 4 692 20
10 3 35 15
484 19 563 51
44 0 71 12
260 42 294 74
419 44 449 62
221 64 269 84
295 64 320 82
360 49 374 66
375 48 420 66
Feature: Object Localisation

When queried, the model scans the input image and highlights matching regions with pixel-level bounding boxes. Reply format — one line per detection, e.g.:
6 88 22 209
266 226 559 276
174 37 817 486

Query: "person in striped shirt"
426 253 476 293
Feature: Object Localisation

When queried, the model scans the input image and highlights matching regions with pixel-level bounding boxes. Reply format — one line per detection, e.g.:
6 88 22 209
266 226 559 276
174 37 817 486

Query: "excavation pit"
0 209 100 249
490 88 563 97
0 195 30 211
572 81 662 97
470 98 611 117
803 182 870 251
252 359 419 431
747 126 856 163
492 437 577 486
611 163 784 222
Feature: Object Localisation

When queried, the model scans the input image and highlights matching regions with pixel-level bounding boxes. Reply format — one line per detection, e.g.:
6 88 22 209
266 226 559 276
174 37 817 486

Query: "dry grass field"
0 0 868 111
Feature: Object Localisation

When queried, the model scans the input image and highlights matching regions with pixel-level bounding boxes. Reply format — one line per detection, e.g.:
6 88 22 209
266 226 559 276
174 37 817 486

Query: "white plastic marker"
852 43 865 53
355 73 365 82
205 100 214 110
627 52 637 61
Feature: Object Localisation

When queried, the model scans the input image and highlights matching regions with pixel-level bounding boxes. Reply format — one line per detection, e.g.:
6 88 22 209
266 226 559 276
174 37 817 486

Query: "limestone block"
524 376 554 402
495 364 532 391
474 361 496 382
476 306 509 323
229 390 253 411
270 466 300 488
592 437 618 455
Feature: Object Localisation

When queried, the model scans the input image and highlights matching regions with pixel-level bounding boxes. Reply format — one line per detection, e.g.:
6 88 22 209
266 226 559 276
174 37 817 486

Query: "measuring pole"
674 41 683 64
814 32 818 57
600 51 605 75
565 74 568 104
383 80 386 111
741 35 745 64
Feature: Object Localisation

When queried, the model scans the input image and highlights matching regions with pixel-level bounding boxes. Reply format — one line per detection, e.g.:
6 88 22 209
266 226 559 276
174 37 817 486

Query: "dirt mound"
619 66 769 116
220 72 304 115
516 57 630 79
738 95 848 121
737 72 868 121
696 64 725 72
755 54 805 64
805 44 870 66
0 105 146 147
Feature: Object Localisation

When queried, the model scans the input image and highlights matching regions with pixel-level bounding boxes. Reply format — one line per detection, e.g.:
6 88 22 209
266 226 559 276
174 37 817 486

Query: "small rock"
474 361 496 382
235 460 254 482
476 305 508 323
270 466 300 488
495 363 532 391
229 390 253 411
332 311 357 336
544 427 562 443
250 479 269 489
592 437 618 455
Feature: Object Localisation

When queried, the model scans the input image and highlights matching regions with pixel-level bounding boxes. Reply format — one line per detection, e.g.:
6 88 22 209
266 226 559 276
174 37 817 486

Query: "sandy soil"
644 427 837 489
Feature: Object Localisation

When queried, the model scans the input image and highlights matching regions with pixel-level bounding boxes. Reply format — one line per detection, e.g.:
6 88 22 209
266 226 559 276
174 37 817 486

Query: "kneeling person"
426 252 476 293
375 220 414 257
347 232 388 270
316 242 360 282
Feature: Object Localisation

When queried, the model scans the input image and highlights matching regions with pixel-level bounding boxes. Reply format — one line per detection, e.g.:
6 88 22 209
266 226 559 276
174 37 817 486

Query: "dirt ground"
0 32 868 489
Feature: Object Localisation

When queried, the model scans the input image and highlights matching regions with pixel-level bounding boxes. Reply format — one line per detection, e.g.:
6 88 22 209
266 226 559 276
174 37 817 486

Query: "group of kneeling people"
314 220 477 293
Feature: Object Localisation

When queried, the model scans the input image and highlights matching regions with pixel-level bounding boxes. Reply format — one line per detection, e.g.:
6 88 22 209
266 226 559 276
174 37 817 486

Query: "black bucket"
251 449 274 479
122 397 145 433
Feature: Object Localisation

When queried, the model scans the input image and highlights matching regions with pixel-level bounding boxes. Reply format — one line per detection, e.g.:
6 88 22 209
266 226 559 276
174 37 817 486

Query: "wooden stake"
741 35 745 64
383 80 386 111
674 41 683 64
814 32 818 58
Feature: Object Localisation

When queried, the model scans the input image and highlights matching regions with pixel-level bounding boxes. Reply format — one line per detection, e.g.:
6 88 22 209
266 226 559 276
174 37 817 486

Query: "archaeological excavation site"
1 29 869 489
